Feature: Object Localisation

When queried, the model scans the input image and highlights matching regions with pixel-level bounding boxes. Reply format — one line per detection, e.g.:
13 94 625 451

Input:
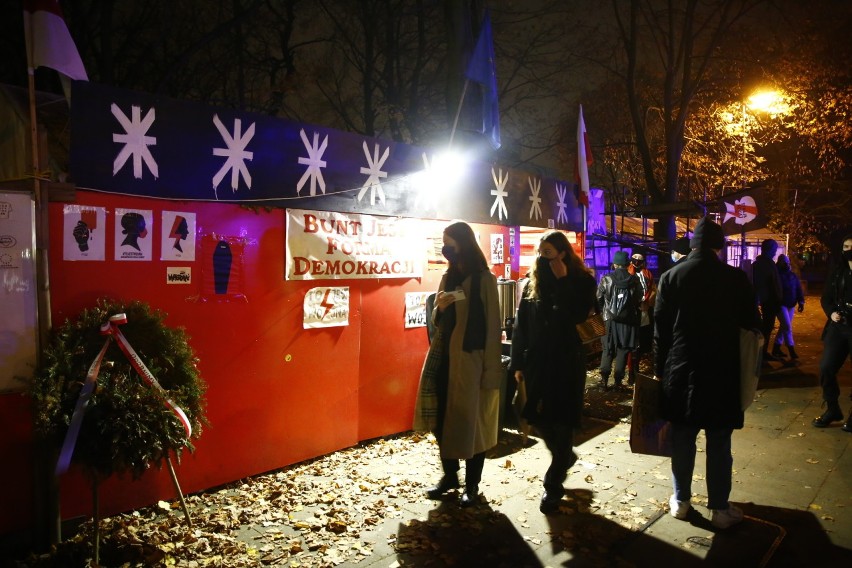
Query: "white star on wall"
296 129 328 196
358 142 389 206
490 167 509 221
555 183 568 225
528 177 542 220
212 114 255 198
112 103 158 179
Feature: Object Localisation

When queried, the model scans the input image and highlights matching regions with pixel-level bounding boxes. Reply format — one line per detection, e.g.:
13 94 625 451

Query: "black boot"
460 485 479 507
788 345 799 360
426 474 460 499
771 344 785 358
812 403 843 428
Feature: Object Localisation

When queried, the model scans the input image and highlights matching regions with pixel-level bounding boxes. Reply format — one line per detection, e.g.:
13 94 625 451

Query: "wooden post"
166 455 193 527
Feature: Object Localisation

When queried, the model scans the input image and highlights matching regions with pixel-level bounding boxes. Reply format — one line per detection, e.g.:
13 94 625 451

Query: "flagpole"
448 79 470 148
27 62 61 551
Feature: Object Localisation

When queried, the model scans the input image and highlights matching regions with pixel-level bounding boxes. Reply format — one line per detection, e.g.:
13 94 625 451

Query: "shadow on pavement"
395 499 543 567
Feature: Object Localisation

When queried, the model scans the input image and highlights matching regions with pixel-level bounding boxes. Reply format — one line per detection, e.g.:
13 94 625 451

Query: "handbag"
629 373 673 457
576 312 606 344
740 328 764 410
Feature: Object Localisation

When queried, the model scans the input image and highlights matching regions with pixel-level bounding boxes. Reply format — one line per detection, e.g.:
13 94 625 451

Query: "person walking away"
596 251 641 390
655 217 760 529
510 231 596 514
413 221 503 506
670 237 691 265
628 253 656 384
752 239 783 362
812 234 852 432
771 254 805 360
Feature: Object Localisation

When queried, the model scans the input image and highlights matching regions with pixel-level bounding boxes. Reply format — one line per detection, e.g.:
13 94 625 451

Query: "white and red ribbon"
55 313 192 476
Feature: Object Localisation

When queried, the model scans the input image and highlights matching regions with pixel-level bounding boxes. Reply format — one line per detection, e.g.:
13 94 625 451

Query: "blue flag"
464 10 500 150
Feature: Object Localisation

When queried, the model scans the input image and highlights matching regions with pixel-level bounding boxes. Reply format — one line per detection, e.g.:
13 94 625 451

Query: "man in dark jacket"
752 239 783 362
596 251 641 390
812 234 852 431
654 217 759 529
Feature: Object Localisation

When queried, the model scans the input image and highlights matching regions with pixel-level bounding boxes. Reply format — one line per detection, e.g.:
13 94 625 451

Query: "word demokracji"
292 257 417 277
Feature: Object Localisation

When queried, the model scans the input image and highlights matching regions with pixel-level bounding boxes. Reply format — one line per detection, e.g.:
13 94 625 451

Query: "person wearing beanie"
752 239 783 362
670 237 692 265
771 254 805 360
596 251 641 390
813 234 852 431
655 216 760 529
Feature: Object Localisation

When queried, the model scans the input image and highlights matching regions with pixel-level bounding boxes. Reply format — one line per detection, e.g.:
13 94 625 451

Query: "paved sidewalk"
348 295 852 567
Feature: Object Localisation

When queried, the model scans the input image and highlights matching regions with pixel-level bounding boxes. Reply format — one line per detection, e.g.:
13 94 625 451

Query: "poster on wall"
0 192 37 391
404 291 431 329
490 233 504 264
303 286 349 329
285 208 429 281
161 211 196 261
114 208 153 261
63 204 106 261
198 235 247 301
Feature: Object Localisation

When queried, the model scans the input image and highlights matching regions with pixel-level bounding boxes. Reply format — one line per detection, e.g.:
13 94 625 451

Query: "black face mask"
842 250 852 263
536 256 552 274
632 260 645 270
442 245 458 263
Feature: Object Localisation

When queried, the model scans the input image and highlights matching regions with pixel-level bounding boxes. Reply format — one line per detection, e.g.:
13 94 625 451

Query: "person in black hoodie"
752 239 783 362
812 234 852 431
510 231 596 514
655 217 760 529
596 251 641 390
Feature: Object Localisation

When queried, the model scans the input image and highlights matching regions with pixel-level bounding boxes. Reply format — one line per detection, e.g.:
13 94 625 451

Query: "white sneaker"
711 505 744 529
669 494 691 519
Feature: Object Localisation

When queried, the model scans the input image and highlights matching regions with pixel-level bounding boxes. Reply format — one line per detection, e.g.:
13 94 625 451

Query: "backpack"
608 276 640 325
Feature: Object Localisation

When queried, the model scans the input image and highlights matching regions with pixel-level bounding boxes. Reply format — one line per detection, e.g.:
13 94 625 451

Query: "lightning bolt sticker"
303 286 350 329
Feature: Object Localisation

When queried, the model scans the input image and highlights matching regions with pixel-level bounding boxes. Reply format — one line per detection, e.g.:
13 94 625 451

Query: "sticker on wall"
114 208 153 261
63 205 106 261
161 211 196 261
304 286 349 329
166 266 192 284
490 233 504 264
195 234 248 302
404 291 431 329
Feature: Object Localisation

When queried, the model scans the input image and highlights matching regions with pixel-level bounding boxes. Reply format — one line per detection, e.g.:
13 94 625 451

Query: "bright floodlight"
413 149 470 208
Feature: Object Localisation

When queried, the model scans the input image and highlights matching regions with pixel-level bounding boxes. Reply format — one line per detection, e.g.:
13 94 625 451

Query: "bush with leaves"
30 299 207 480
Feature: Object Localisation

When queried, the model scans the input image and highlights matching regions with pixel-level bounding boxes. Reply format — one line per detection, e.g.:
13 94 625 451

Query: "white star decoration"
528 177 542 220
297 129 328 196
212 114 255 198
112 103 158 179
358 142 389 206
555 183 568 224
490 167 509 220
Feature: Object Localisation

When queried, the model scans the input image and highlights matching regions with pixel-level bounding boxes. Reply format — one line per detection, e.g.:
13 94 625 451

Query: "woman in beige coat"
414 221 502 506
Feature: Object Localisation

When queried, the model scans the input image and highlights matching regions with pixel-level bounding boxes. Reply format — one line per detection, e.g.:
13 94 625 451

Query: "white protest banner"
303 286 350 328
286 208 427 280
405 291 431 329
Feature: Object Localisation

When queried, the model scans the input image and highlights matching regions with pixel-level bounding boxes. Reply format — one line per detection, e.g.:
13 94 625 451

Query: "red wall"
0 190 513 534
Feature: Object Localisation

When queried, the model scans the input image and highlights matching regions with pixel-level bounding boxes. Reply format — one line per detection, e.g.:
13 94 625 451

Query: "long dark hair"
444 221 488 279
526 230 592 300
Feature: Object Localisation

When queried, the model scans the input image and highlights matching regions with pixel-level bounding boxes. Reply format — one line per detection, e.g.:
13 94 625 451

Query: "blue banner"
70 81 583 232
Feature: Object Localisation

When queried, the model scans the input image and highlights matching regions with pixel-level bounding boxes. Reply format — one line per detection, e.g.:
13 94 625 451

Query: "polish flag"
23 0 88 81
574 104 593 207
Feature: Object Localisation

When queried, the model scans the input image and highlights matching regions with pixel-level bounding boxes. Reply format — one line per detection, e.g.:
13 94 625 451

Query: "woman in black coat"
510 231 596 514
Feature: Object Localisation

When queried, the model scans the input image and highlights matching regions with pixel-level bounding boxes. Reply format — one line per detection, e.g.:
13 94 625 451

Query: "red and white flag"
574 104 593 207
23 0 88 81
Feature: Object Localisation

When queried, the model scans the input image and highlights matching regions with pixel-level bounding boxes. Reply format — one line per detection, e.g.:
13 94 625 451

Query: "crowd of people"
414 219 851 529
